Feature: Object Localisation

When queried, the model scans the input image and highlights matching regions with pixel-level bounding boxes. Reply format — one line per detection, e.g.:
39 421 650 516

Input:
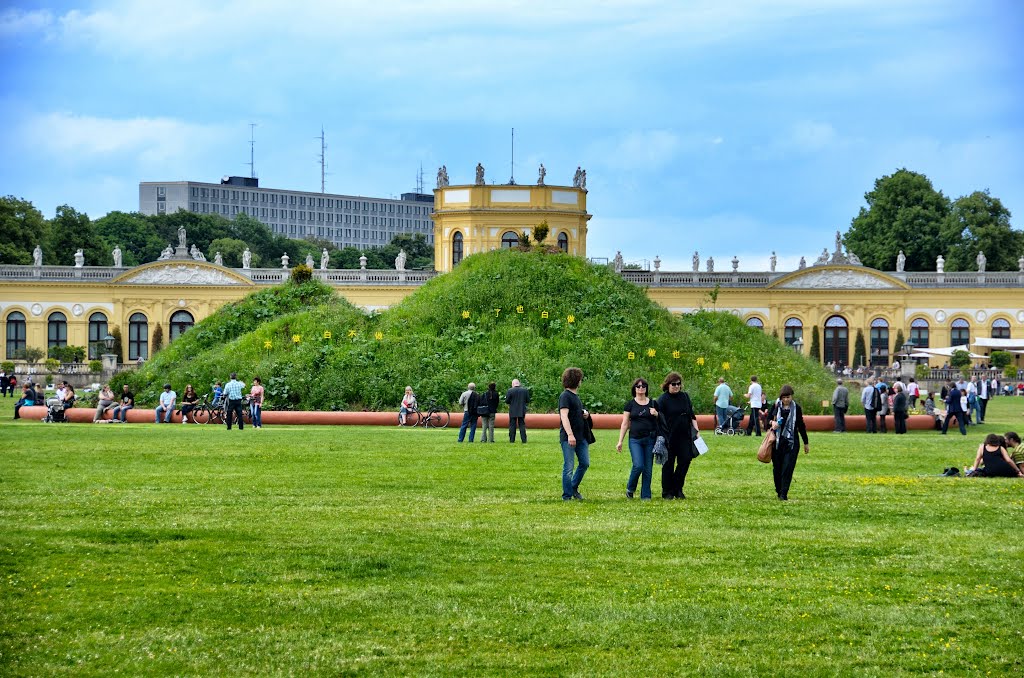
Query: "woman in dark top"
656 371 699 500
616 377 659 500
969 434 1023 478
558 367 590 501
767 384 810 501
179 384 199 423
479 382 500 443
892 383 908 434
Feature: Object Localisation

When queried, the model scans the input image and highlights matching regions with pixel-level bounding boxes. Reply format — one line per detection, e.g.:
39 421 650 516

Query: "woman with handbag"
656 371 699 500
479 382 499 443
767 384 809 501
615 377 659 500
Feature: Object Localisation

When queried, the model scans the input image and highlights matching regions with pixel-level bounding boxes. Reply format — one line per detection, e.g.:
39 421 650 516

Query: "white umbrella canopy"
913 346 987 359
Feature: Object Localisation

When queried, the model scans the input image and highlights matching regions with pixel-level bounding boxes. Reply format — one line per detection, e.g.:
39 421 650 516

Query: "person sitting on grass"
1005 432 1024 472
965 434 1023 478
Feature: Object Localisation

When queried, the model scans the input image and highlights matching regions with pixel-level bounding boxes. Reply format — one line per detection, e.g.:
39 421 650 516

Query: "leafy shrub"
990 351 1012 370
291 264 313 285
915 363 930 380
89 360 102 373
152 323 164 354
45 358 59 372
1 361 14 373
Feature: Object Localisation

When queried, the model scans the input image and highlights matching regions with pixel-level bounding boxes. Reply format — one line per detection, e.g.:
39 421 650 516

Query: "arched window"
557 232 569 252
88 312 108 359
870 318 889 367
950 318 970 347
992 318 1011 339
128 313 149 361
47 312 67 349
745 317 764 331
169 311 194 341
784 317 803 346
5 311 26 359
824 315 849 367
452 232 463 266
501 231 519 248
910 318 929 349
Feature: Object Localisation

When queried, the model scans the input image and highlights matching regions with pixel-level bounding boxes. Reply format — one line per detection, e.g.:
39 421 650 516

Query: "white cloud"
0 7 54 39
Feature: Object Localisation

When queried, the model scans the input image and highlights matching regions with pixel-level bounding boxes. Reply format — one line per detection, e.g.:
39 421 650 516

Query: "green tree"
208 238 254 268
853 329 866 368
0 196 48 264
110 326 124 362
534 220 550 244
894 329 905 355
990 351 1012 371
152 323 164 354
48 205 104 266
93 211 164 265
809 326 821 363
844 169 950 271
941 191 1022 271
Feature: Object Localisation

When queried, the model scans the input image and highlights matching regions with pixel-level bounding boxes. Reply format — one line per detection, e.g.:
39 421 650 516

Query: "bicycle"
191 394 225 424
416 398 450 429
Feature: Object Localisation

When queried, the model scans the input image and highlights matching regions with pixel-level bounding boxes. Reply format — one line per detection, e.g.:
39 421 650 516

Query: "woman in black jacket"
767 384 810 501
656 371 699 500
479 382 500 443
892 383 909 434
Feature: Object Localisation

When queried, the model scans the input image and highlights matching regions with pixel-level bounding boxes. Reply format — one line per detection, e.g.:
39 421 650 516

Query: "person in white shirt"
154 383 177 423
906 377 920 409
744 375 764 436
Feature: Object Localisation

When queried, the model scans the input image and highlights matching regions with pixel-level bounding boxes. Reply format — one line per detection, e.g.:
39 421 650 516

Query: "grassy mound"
115 251 838 413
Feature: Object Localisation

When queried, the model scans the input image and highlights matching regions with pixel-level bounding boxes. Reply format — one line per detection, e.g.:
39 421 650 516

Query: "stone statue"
305 253 314 269
190 244 206 261
798 256 806 269
580 169 587 190
770 251 777 272
159 244 173 260
573 166 582 188
214 251 223 266
74 249 84 267
936 254 945 273
359 254 367 270
436 165 449 188
320 248 329 270
614 251 624 272
242 247 252 269
692 251 699 272
731 255 739 272
834 230 843 254
33 245 42 267
281 252 290 269
815 248 829 265
653 256 661 271
707 257 714 273
475 163 485 185
976 250 986 273
1018 255 1024 272
177 226 187 249
112 245 122 268
395 249 407 271
537 164 546 185
848 251 861 265
896 250 906 272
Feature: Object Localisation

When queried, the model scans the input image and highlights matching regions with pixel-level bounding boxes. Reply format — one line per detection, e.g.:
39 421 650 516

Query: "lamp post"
101 333 118 373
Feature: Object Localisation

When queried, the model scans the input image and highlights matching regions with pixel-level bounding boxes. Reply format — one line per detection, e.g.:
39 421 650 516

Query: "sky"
1 0 1022 271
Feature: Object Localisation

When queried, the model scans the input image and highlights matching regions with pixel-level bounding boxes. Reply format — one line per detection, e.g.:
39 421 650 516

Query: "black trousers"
225 398 244 430
509 416 527 442
894 413 907 434
661 444 693 498
877 412 887 433
864 410 876 433
832 405 847 432
745 410 762 436
942 411 966 435
772 440 799 498
979 398 988 421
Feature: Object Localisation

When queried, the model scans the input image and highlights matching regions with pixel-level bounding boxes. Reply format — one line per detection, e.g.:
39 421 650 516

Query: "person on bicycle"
211 381 224 407
399 386 417 426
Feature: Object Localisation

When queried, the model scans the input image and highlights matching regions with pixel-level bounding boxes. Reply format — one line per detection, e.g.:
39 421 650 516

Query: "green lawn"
1 396 1022 676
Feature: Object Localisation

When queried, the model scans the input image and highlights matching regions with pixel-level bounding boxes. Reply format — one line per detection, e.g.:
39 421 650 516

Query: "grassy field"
1 396 1022 676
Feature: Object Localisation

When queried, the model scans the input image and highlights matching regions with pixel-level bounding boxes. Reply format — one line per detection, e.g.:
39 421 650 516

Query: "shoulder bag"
757 429 776 463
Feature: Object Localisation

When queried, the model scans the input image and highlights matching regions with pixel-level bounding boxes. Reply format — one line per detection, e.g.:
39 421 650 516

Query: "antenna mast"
247 123 257 179
416 163 424 194
509 127 515 185
318 126 327 193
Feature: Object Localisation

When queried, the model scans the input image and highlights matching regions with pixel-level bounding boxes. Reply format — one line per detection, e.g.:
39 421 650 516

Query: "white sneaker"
182 415 188 423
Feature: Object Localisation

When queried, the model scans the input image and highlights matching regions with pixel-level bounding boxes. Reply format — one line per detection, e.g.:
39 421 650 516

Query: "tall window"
88 312 108 359
5 311 26 359
950 318 970 347
557 232 569 252
129 313 149 361
824 315 849 366
783 317 803 346
746 317 764 331
870 318 889 367
169 311 194 341
501 231 519 248
47 312 67 350
992 318 1011 339
910 318 929 349
452 232 463 266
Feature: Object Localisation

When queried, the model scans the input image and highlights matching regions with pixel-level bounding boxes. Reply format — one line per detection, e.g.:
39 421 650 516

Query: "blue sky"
1 0 1022 271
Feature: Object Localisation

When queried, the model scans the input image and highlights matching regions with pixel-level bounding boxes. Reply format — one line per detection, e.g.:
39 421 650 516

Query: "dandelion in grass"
722 361 730 370
567 315 575 323
375 331 383 341
697 356 705 366
292 334 301 344
647 349 656 357
461 310 470 319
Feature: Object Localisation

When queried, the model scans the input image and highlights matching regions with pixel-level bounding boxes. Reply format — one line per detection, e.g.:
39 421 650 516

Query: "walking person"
479 382 499 443
656 371 699 500
457 382 479 442
249 377 265 429
616 378 659 500
0 369 7 397
941 380 967 436
893 382 909 434
907 377 920 410
977 375 990 423
767 384 810 501
505 378 530 443
831 378 849 432
744 375 763 436
558 367 590 500
223 372 246 430
861 377 878 433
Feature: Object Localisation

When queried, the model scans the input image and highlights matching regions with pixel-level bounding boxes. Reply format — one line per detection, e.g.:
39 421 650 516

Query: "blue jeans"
457 412 477 442
561 438 590 499
154 404 173 423
113 405 132 422
251 403 262 427
716 406 728 428
627 435 655 499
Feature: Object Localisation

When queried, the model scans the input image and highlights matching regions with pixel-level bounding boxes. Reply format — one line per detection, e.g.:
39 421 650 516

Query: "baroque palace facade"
2 174 1022 370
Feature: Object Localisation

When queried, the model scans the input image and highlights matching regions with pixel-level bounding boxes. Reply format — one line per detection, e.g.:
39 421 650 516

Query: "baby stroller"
715 405 746 435
43 396 75 423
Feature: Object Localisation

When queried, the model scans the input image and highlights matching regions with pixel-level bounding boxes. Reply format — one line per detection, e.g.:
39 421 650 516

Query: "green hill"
115 250 838 414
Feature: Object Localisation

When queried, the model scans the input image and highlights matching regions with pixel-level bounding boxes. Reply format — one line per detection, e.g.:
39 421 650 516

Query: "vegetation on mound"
115 250 838 413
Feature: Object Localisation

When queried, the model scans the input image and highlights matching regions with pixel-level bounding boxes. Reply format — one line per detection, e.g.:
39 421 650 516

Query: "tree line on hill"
0 198 433 270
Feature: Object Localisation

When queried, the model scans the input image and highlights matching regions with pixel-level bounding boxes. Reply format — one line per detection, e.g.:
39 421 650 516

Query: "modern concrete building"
139 176 435 251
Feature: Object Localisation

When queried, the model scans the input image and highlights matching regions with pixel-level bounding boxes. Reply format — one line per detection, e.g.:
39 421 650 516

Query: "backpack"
871 387 881 410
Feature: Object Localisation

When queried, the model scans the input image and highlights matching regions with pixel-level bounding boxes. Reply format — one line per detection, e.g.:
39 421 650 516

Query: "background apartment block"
139 177 435 250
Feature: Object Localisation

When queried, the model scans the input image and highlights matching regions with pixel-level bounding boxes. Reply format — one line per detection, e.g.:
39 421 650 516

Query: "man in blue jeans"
154 384 176 423
457 382 479 442
713 377 733 430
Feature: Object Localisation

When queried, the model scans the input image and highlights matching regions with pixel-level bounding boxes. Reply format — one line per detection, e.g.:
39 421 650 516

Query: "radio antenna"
509 127 516 185
247 122 257 179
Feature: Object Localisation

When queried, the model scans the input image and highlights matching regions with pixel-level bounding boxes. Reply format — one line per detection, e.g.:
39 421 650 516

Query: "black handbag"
476 404 490 416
